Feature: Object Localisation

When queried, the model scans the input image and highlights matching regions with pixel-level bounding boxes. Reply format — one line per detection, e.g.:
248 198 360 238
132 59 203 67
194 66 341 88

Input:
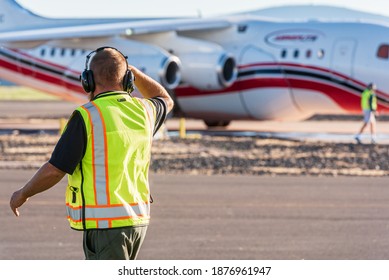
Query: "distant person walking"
9 46 174 259
355 83 378 144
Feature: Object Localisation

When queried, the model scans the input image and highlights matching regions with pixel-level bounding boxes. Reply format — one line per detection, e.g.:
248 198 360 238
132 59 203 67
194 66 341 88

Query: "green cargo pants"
83 226 148 260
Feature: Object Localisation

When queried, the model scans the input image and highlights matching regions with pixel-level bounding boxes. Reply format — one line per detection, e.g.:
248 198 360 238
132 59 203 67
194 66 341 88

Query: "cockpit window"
377 44 389 59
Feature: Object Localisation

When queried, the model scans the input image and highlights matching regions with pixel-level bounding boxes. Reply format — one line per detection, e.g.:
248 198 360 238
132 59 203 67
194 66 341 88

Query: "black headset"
80 46 134 93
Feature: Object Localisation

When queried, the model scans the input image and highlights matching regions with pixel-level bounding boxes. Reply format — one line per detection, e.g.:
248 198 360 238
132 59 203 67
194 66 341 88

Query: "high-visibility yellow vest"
361 89 377 111
65 92 155 230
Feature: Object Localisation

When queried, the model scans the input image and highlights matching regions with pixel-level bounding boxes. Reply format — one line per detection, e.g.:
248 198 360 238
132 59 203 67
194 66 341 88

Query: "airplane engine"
178 51 237 90
128 54 181 90
53 38 182 91
133 32 238 90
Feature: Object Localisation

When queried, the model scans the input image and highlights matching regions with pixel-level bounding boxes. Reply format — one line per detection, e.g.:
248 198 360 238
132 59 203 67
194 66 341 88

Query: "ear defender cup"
122 69 135 93
80 69 95 93
81 46 132 94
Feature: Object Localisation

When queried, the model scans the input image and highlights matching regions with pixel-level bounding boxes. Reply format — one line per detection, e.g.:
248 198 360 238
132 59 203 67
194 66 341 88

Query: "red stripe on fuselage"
241 62 389 100
239 62 362 87
11 48 80 75
0 53 83 94
175 77 389 112
0 57 19 72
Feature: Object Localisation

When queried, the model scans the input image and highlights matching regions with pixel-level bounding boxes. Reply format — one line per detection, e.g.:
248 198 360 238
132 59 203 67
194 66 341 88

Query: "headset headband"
84 46 129 70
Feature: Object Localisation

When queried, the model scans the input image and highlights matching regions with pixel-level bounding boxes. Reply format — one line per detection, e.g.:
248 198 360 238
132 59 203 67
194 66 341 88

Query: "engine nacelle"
178 52 237 90
129 52 181 90
50 37 181 90
133 32 238 90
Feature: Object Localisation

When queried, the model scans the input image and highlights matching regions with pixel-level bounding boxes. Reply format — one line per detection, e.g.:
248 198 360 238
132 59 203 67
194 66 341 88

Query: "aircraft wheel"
204 120 231 127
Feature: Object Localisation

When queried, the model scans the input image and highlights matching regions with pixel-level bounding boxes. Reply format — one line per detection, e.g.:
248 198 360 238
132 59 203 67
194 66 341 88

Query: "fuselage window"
294 49 299 58
71 49 76 56
306 50 312 58
50 48 56 57
377 44 389 59
40 48 45 57
61 48 66 56
317 49 325 59
281 49 287 58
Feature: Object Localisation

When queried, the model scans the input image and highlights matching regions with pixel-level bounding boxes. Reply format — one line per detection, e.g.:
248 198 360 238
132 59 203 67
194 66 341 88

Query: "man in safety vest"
10 46 174 259
354 83 378 144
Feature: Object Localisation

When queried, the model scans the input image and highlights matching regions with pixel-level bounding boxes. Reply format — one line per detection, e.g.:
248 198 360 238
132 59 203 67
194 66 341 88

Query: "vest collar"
92 91 132 101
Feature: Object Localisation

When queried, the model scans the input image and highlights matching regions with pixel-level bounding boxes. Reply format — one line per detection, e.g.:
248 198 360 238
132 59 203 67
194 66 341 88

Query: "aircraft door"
239 45 305 120
330 39 357 81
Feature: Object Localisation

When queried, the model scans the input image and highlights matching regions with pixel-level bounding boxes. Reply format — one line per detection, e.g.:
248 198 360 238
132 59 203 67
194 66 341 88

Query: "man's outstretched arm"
10 162 66 216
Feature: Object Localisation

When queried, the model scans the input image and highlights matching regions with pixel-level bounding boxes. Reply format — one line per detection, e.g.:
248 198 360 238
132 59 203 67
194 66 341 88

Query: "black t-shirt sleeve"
49 110 86 175
148 97 168 136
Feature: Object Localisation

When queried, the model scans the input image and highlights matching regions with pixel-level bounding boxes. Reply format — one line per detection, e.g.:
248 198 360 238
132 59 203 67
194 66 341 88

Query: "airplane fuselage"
1 12 389 123
174 19 389 121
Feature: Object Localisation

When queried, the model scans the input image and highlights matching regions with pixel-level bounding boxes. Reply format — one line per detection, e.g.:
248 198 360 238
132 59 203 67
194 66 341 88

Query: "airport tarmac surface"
1 170 389 260
1 100 389 143
1 100 389 260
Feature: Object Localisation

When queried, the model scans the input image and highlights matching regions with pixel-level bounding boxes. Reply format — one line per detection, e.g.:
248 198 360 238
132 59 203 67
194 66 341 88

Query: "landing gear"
204 120 231 128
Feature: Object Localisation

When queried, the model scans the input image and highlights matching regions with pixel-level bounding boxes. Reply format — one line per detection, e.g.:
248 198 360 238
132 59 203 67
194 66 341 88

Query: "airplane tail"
0 0 57 31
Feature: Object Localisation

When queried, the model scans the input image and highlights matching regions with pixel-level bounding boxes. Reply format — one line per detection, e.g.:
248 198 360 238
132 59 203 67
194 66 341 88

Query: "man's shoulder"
133 97 166 111
66 109 85 125
362 89 372 95
77 101 94 110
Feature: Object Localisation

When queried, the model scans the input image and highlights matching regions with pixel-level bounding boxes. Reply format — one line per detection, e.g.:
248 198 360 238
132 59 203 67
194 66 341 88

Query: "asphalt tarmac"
1 170 389 260
2 100 389 143
1 100 389 260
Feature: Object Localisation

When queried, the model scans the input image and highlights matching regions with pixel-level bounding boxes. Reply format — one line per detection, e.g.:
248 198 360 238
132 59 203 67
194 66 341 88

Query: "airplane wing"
0 18 232 43
0 0 240 115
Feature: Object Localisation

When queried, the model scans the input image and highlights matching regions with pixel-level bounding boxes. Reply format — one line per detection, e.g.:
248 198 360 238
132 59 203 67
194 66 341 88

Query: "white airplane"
1 0 389 127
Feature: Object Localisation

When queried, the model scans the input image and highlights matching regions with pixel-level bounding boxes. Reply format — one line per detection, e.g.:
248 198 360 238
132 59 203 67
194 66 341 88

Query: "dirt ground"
1 133 388 177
